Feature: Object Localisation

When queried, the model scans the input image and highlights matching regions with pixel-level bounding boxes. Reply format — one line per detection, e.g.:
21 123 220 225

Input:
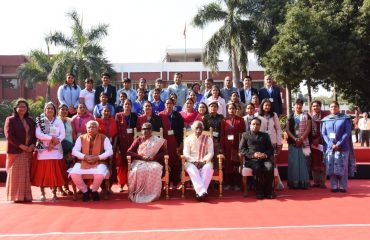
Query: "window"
3 78 19 89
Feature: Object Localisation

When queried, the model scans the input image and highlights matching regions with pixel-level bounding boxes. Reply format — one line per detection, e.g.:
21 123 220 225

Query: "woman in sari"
115 99 138 192
220 102 246 191
127 123 168 203
181 98 202 130
186 90 201 111
32 102 66 201
251 94 260 112
286 99 311 189
158 98 184 189
230 91 245 117
4 99 36 202
309 100 328 188
71 103 95 141
321 101 356 193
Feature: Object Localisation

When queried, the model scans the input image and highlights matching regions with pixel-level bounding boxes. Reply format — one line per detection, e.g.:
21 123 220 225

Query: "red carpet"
1 180 370 239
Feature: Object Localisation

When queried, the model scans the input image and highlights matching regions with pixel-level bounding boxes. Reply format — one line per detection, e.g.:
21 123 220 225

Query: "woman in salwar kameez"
286 99 311 189
321 101 356 192
127 123 167 203
4 99 36 202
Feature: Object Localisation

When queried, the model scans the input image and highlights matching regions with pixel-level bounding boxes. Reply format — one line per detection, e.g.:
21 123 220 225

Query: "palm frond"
192 2 228 28
46 31 74 48
203 26 227 70
87 24 109 42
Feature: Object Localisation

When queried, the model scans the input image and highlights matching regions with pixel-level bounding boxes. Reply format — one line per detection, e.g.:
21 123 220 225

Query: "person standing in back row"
258 75 283 116
168 73 188 107
94 72 116 106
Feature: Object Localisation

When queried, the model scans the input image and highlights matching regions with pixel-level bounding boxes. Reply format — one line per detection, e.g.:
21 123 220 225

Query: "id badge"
49 125 58 136
168 130 174 135
127 128 133 134
269 98 274 103
213 131 219 138
329 132 336 139
227 134 234 141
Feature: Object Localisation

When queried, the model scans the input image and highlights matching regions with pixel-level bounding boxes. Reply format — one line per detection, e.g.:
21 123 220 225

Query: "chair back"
133 127 164 139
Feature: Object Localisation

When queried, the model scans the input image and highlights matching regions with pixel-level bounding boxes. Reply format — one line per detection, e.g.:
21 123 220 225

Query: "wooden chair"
127 128 170 199
70 156 113 201
180 127 224 198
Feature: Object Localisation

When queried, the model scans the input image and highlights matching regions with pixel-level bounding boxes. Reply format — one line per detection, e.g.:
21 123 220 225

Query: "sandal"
40 195 46 201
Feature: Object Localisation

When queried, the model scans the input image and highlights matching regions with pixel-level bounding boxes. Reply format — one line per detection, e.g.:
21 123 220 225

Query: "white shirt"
79 88 95 112
72 135 113 160
257 112 282 145
205 96 227 117
36 117 65 160
183 134 214 163
359 118 370 130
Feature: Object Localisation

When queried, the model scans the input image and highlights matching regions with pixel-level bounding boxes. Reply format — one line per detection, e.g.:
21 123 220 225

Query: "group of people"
353 110 370 147
4 72 356 203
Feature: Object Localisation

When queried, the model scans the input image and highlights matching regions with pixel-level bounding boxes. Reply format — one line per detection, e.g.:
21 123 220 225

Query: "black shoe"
339 189 347 193
266 194 276 199
195 194 202 201
82 191 90 202
256 194 264 199
331 189 339 193
201 192 208 201
91 191 100 201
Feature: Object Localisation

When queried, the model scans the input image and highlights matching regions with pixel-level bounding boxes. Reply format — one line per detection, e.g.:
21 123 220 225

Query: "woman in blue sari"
321 101 356 193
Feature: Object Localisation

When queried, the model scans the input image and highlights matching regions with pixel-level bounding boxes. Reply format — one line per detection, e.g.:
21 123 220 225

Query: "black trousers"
245 159 274 196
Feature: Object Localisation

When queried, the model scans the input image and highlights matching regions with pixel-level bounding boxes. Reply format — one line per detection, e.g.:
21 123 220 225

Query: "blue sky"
1 0 221 63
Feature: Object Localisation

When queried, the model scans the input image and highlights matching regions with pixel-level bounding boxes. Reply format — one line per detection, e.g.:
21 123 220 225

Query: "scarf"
138 136 165 159
35 113 54 150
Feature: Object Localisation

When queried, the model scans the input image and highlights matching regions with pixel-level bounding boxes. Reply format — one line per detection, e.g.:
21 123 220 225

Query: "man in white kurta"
183 121 214 201
70 120 113 201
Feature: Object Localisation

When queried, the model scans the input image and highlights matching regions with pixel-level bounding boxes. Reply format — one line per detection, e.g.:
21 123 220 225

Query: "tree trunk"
332 83 338 102
231 49 240 88
307 80 312 108
286 84 292 117
46 84 51 102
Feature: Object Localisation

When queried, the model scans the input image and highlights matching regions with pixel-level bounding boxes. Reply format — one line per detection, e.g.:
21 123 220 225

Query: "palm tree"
16 42 57 102
46 10 115 85
192 0 256 87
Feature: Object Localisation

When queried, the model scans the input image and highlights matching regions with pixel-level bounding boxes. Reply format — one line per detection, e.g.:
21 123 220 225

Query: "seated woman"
127 123 168 203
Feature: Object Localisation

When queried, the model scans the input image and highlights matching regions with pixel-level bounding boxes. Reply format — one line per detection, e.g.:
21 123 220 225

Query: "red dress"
220 116 246 185
180 110 202 129
115 112 138 186
96 118 118 139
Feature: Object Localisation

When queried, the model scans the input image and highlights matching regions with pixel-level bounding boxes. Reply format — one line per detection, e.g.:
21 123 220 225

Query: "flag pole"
184 22 187 62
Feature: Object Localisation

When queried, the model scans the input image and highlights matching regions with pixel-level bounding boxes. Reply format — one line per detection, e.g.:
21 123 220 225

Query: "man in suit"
94 72 117 106
258 75 283 116
239 76 258 104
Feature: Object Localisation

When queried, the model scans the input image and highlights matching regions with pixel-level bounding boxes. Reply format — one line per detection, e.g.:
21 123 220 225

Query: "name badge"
329 132 336 139
227 134 234 141
49 125 58 136
168 130 174 135
269 98 274 103
213 132 219 138
126 128 133 134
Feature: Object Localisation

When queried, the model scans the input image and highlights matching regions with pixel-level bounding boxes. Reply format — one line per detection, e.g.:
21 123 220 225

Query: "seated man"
70 120 113 201
127 123 167 203
183 121 214 201
239 117 275 199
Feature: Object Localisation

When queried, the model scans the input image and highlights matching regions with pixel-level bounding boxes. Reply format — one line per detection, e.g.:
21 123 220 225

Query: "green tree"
192 0 255 87
16 43 57 102
263 0 370 111
46 10 115 85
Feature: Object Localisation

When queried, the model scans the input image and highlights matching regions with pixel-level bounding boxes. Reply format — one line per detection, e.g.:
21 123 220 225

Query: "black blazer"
94 84 117 106
239 88 258 104
258 86 283 116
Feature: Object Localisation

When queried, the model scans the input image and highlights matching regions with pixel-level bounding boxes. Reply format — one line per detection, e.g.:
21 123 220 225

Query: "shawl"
138 136 165 159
